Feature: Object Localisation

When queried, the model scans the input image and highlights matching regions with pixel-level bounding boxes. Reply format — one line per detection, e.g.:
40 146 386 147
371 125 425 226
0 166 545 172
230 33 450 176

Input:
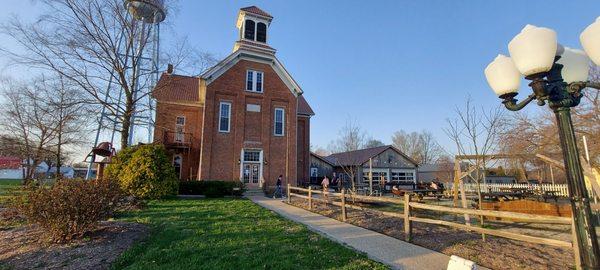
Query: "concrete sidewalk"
249 196 451 270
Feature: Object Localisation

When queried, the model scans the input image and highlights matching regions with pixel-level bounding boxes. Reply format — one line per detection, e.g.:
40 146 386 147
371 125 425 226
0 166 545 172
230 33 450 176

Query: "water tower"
85 0 166 179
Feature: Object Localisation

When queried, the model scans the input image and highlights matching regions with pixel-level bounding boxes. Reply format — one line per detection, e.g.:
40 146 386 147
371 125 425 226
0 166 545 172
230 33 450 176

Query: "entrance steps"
244 188 264 197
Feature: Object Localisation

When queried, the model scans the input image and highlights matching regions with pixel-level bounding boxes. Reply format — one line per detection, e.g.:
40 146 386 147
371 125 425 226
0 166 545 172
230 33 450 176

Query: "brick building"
152 6 314 189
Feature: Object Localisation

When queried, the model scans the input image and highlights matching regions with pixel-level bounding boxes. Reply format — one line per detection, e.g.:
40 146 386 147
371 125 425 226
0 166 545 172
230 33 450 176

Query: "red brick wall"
153 102 203 180
199 60 298 187
297 116 310 185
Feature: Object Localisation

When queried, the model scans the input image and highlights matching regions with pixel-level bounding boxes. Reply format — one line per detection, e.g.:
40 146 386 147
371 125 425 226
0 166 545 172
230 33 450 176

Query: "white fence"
448 183 570 197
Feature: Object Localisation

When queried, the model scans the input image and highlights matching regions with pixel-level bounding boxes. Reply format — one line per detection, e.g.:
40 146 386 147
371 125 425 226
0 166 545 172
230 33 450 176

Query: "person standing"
321 175 330 202
273 175 283 199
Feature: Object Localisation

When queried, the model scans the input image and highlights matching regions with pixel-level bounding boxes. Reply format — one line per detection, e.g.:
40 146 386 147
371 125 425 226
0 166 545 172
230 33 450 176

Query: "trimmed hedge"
179 181 245 198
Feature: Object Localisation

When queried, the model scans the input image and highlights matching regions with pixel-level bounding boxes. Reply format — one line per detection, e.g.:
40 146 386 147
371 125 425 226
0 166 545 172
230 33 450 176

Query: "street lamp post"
485 18 600 269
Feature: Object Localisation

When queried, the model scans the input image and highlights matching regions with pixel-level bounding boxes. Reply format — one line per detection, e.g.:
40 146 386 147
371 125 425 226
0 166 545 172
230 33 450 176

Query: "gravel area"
0 221 148 270
289 198 574 270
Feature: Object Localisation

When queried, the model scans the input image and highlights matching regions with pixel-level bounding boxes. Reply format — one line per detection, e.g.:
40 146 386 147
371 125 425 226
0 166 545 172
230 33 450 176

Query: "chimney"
167 63 174 74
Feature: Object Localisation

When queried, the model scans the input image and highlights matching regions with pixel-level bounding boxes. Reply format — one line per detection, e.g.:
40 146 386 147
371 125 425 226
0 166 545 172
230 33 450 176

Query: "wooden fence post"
287 184 291 203
404 193 412 242
341 188 347 221
308 186 312 210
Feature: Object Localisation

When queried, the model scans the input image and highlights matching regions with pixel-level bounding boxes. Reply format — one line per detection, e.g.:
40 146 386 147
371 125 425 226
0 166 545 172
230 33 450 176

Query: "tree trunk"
120 98 134 149
56 131 62 180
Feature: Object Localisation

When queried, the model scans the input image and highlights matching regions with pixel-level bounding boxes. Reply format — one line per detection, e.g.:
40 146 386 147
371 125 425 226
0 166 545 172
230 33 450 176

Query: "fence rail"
287 184 575 253
449 183 570 197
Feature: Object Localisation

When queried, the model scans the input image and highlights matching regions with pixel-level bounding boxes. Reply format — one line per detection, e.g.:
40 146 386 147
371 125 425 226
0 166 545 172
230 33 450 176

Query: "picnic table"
482 187 559 203
481 191 525 201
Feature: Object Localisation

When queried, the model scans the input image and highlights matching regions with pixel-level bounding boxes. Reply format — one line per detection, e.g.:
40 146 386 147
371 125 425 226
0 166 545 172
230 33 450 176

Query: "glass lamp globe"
508 25 558 76
557 47 590 83
484 54 521 97
580 17 600 66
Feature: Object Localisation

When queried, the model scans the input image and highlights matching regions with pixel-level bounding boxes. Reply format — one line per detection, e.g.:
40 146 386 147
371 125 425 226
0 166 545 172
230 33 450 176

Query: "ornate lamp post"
484 18 600 269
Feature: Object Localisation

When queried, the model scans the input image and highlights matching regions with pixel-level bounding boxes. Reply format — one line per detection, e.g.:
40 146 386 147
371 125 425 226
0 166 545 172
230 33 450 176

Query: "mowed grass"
114 198 387 270
0 179 23 206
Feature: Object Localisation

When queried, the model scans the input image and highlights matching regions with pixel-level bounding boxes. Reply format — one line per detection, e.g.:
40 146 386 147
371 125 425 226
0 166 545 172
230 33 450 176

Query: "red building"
152 6 314 189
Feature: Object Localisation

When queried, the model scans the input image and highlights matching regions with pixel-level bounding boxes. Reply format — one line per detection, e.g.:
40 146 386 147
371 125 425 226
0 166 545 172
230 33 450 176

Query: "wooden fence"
287 184 575 255
448 183 570 197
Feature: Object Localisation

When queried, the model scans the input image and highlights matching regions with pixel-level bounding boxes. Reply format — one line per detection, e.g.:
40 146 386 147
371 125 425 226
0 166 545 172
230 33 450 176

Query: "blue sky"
1 0 599 154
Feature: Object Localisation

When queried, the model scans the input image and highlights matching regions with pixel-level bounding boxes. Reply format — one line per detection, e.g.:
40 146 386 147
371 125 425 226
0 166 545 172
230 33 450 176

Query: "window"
256 22 267 42
243 150 261 162
244 19 255 40
256 72 263 92
175 116 185 142
390 170 415 183
218 102 231 133
246 70 264 92
176 116 185 125
362 171 389 182
246 70 253 90
274 108 285 136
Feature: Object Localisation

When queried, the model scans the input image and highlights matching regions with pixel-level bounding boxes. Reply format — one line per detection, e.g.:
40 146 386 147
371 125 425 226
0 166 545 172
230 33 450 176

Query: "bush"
16 178 121 243
179 181 245 197
105 144 178 200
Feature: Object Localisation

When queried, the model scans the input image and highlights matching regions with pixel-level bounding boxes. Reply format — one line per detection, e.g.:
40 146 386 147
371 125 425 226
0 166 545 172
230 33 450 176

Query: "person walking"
321 175 330 202
273 175 283 199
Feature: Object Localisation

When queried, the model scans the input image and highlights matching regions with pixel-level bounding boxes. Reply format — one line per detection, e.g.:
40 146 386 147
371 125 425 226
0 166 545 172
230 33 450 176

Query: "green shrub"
179 181 245 197
105 144 178 200
16 178 121 243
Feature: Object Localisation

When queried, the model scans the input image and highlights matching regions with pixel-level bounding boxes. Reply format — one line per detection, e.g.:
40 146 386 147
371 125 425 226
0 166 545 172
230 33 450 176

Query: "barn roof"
0 157 21 169
324 145 418 167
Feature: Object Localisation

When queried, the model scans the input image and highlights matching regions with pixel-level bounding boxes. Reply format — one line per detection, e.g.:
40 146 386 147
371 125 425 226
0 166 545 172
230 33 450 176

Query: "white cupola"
233 6 276 55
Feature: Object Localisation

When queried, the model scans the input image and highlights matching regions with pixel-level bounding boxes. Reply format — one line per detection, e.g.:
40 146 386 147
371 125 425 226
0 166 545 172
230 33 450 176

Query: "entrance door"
241 149 262 188
173 155 182 180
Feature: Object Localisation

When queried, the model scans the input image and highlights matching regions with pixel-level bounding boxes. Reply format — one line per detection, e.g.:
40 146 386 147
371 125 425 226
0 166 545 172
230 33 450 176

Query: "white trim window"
175 116 185 142
274 108 285 136
246 70 264 93
218 102 231 133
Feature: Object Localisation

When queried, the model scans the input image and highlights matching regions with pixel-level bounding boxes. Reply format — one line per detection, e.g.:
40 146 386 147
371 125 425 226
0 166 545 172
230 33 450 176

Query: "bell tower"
234 6 276 55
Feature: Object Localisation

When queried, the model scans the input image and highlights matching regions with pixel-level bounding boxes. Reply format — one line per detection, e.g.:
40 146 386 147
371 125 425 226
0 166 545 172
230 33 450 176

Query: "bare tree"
498 65 600 179
40 76 91 176
0 79 56 181
311 145 330 157
364 138 385 148
328 119 367 153
434 155 455 183
0 76 88 181
0 0 179 148
444 97 505 229
392 130 444 164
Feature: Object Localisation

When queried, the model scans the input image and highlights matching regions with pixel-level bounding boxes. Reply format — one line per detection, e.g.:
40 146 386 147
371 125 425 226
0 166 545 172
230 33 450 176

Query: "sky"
1 0 599 157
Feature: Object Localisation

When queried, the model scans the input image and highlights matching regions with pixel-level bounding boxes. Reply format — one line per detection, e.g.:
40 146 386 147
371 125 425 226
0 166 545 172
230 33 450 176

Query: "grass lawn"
114 198 387 270
0 179 22 206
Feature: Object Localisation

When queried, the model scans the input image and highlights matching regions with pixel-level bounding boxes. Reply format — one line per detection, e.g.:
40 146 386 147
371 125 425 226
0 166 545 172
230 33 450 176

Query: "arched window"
256 22 267 42
244 19 255 40
173 155 182 179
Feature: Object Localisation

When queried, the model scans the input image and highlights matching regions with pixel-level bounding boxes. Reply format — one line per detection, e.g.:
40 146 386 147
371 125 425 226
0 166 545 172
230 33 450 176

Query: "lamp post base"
554 107 600 270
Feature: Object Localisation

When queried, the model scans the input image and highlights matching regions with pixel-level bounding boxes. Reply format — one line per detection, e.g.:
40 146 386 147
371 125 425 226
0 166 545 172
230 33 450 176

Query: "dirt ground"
0 221 148 270
289 199 574 270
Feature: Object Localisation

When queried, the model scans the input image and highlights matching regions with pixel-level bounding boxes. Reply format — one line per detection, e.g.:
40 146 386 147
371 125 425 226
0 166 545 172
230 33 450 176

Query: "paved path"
249 196 451 270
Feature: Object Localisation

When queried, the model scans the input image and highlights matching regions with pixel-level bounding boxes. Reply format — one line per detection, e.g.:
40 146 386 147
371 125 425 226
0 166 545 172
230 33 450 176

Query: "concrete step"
244 189 265 197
